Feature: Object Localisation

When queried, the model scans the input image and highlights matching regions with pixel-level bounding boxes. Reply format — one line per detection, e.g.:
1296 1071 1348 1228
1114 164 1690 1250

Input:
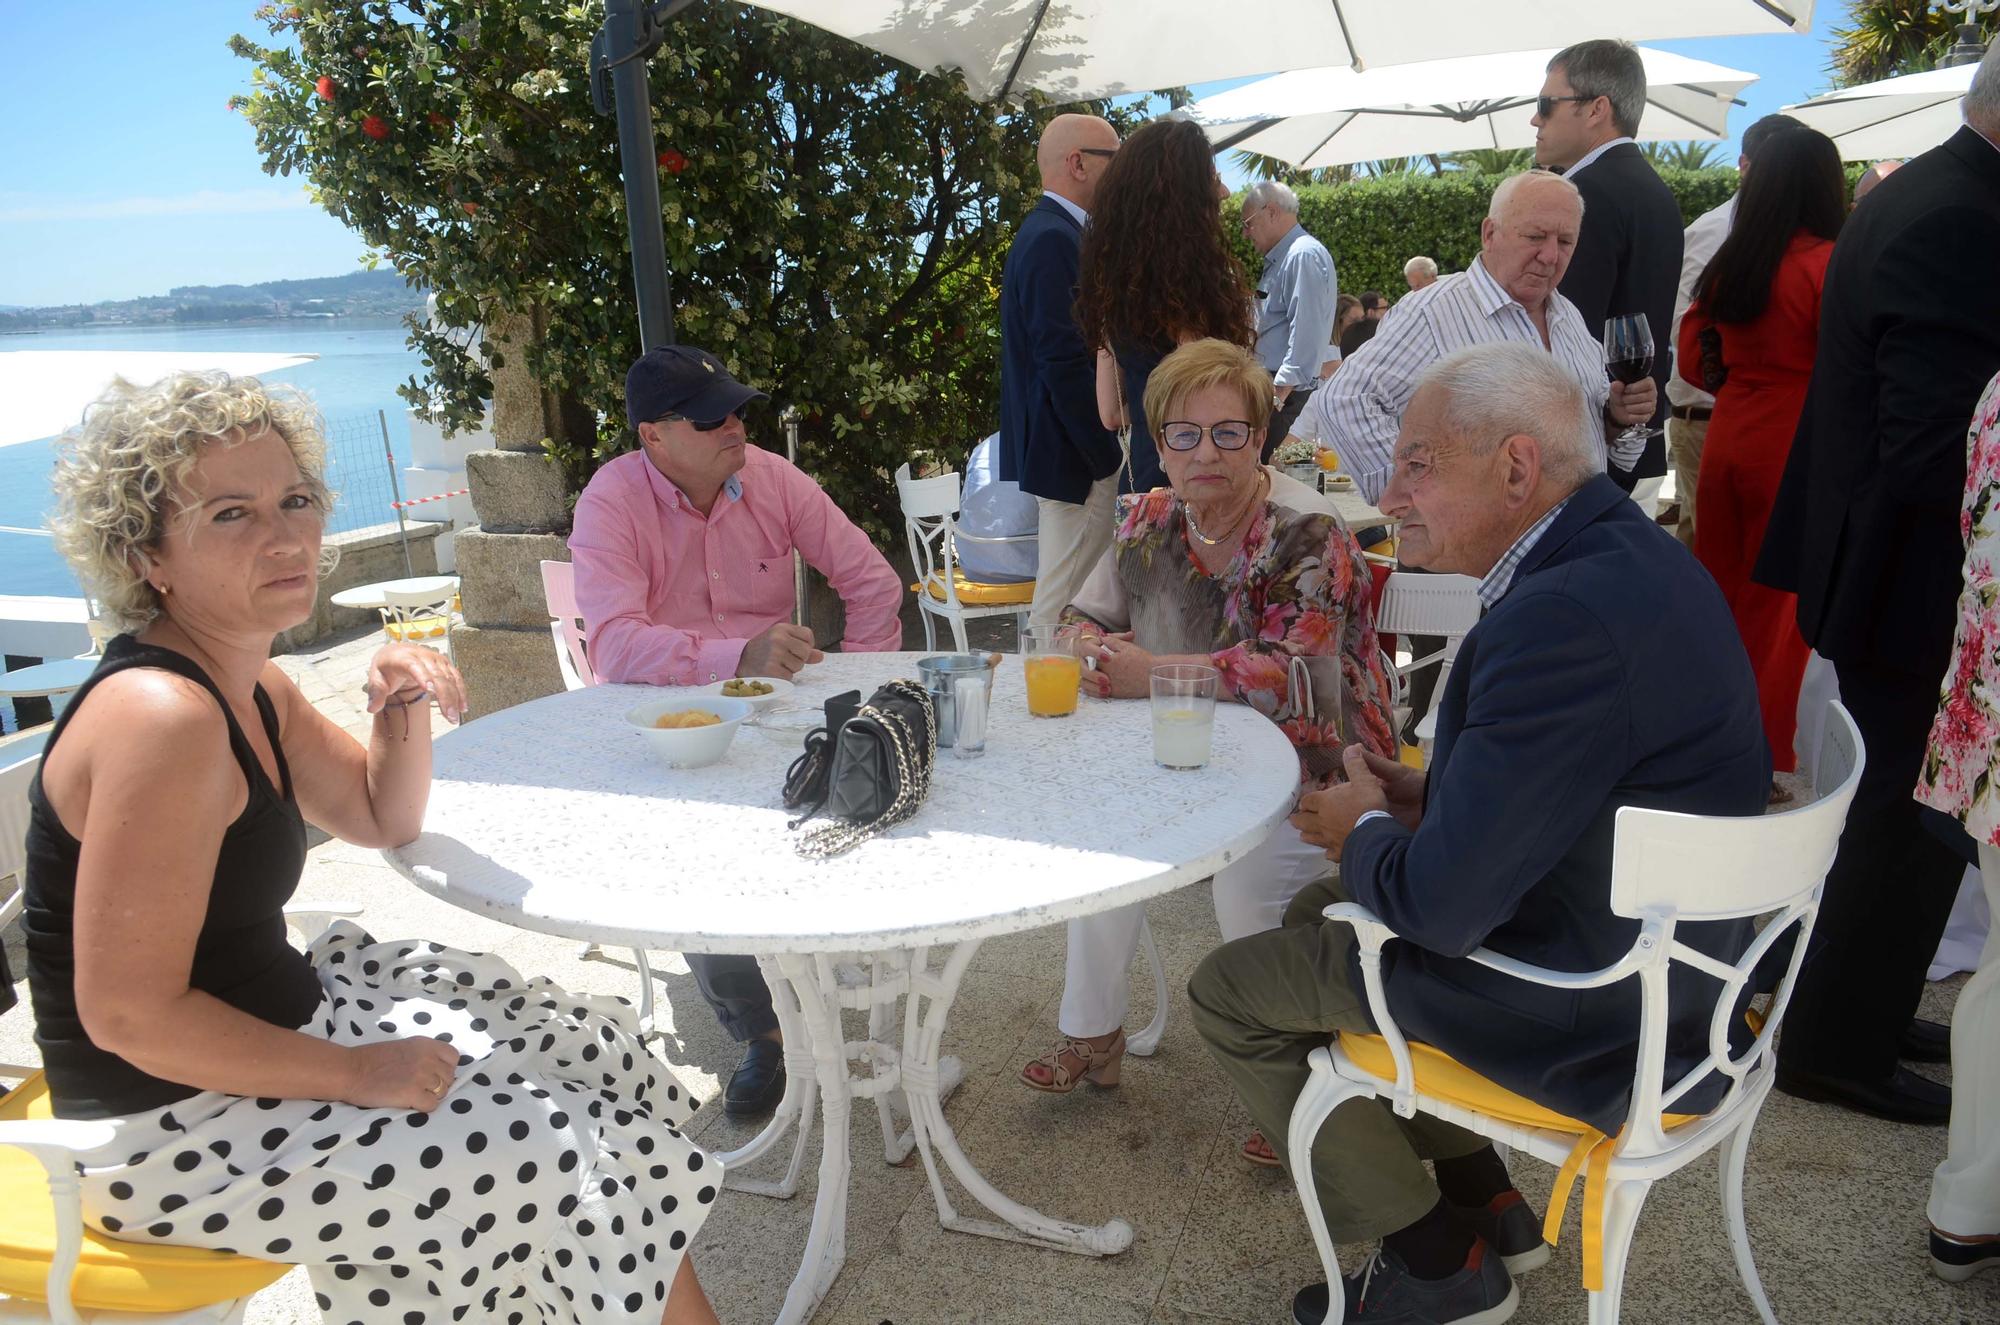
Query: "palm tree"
1363 157 1421 178
1640 141 1724 170
1445 147 1534 175
1228 150 1357 186
1827 1 1994 87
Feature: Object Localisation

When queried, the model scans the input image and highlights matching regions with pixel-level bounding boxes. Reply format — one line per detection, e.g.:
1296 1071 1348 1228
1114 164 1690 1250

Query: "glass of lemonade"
1150 664 1219 770
1022 626 1082 718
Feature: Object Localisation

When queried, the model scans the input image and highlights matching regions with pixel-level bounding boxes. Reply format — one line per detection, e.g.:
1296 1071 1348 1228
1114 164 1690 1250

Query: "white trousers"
1931 843 2000 1235
1028 475 1118 628
1058 820 1328 1037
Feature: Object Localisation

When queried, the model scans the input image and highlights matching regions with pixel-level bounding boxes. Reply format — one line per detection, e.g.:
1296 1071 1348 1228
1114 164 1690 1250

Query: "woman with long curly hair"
1076 118 1256 494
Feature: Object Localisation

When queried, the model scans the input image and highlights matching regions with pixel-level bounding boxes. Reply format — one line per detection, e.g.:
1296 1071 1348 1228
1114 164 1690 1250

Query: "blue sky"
0 2 1855 308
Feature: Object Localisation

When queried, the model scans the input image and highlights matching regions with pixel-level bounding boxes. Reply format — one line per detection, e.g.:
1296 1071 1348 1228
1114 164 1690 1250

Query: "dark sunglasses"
1159 420 1256 452
661 411 737 432
1077 147 1118 160
1535 93 1597 118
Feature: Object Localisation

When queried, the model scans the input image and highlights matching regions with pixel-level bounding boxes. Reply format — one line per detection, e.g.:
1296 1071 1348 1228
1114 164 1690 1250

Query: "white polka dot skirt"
72 922 718 1323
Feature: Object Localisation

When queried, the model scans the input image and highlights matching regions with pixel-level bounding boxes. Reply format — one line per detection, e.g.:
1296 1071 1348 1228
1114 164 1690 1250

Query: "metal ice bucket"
916 653 996 748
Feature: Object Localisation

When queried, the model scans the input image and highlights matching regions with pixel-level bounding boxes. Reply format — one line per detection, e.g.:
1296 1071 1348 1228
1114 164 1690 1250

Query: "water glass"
1022 626 1082 718
952 674 990 758
1150 664 1219 770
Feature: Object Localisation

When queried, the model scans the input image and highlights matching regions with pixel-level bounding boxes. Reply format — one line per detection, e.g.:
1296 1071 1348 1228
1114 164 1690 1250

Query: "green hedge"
1227 168 1743 296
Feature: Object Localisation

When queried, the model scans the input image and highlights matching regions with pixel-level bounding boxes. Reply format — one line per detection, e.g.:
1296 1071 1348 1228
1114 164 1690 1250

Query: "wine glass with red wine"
1603 312 1662 445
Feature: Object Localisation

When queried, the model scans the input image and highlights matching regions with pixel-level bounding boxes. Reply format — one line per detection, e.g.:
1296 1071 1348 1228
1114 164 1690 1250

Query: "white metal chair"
1372 572 1481 750
0 751 35 945
376 584 457 662
1287 703 1865 1324
536 561 662 1036
894 463 1034 654
0 782 356 1325
538 560 597 691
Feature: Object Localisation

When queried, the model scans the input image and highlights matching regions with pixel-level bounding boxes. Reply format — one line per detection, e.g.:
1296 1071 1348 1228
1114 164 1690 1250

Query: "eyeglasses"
1535 93 1598 118
1077 147 1117 160
1159 420 1256 452
661 412 737 432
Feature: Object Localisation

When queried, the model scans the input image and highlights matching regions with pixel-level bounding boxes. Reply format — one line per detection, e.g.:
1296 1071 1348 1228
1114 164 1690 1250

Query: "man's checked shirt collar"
1477 498 1570 608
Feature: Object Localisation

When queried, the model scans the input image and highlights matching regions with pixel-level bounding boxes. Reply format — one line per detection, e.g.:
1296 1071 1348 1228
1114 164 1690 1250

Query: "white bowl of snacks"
695 676 794 712
625 696 755 769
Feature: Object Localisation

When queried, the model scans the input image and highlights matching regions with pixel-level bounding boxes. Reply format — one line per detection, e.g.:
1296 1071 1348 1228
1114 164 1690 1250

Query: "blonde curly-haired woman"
26 372 724 1324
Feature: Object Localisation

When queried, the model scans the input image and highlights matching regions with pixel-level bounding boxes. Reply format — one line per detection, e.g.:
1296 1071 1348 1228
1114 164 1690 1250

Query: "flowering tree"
231 1 1150 537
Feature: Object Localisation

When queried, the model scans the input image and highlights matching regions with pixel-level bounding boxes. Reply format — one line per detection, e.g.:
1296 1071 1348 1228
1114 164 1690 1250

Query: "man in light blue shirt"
1242 181 1337 461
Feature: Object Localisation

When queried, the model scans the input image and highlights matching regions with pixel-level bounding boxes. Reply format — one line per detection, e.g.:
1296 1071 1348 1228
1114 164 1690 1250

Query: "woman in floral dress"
1913 370 2000 1283
1016 339 1395 1167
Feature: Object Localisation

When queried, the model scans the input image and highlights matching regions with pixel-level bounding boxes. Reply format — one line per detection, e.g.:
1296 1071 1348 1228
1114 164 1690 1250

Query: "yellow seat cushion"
0 1074 289 1311
383 615 450 641
1346 1034 1676 1134
914 572 1035 607
1339 1034 1699 1292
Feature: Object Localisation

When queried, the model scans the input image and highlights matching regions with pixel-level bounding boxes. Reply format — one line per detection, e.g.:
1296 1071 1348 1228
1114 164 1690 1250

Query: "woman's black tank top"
24 636 324 1119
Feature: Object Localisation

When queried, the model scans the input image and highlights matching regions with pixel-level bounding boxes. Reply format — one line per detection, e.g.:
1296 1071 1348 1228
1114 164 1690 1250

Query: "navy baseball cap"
624 345 768 428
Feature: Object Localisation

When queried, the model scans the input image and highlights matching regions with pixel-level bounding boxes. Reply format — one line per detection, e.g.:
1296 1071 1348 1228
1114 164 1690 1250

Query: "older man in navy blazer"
1191 342 1768 1325
998 113 1123 626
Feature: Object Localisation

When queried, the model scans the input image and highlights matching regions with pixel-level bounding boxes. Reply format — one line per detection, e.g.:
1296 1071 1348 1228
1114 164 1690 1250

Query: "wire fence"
322 410 407 538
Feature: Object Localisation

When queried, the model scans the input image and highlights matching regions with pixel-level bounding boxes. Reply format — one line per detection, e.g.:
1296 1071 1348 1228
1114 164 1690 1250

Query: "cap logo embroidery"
703 361 715 373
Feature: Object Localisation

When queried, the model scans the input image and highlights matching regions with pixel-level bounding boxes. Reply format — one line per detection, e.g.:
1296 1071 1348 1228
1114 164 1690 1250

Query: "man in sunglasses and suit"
569 342 904 1116
1531 38 1684 495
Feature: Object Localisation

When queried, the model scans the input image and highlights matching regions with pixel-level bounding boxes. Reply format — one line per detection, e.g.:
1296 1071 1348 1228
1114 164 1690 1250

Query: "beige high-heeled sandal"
1019 1029 1127 1093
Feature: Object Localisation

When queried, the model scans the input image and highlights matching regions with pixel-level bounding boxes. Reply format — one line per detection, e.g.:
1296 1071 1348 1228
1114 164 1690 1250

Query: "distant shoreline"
1 313 422 338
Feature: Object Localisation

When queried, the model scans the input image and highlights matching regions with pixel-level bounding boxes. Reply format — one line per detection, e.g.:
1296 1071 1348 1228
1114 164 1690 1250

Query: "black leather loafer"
1775 1064 1950 1125
724 1037 786 1117
1899 1017 1952 1064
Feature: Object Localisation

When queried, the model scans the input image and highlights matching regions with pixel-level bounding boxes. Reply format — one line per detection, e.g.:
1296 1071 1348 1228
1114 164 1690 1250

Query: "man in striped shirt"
1297 171 1654 504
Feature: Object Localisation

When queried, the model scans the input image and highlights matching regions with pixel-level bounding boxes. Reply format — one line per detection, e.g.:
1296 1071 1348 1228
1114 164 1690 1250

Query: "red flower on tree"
657 148 687 174
361 115 391 140
315 76 335 101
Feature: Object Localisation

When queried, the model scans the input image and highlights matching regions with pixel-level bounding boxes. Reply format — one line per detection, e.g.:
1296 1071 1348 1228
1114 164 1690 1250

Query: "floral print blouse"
1917 372 2000 845
1063 471 1397 791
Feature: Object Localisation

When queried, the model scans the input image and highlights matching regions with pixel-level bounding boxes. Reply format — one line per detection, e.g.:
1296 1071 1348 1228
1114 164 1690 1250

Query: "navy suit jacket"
1341 476 1770 1133
998 197 1122 503
1559 144 1682 486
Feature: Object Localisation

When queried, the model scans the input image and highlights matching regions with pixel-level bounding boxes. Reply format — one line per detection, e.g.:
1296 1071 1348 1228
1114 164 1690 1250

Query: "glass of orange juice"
1317 445 1342 472
1022 626 1082 718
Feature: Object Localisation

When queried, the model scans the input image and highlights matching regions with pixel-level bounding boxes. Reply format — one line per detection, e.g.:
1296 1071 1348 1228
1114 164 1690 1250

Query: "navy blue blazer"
1341 476 1770 1133
998 197 1122 503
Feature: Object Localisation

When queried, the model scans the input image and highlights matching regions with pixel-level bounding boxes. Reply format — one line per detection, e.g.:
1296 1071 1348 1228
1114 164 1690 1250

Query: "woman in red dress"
1679 126 1846 779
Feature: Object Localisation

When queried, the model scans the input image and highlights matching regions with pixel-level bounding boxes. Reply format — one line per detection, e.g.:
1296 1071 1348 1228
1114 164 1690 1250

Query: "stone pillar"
450 309 577 718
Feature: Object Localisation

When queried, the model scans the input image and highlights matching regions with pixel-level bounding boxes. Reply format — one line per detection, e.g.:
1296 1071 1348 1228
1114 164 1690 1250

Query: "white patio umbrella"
1784 62 1977 162
0 349 318 448
1186 46 1757 168
737 0 1814 102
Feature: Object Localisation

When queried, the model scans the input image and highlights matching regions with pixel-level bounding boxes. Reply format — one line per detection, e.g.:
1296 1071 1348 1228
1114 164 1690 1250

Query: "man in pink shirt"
570 343 904 1114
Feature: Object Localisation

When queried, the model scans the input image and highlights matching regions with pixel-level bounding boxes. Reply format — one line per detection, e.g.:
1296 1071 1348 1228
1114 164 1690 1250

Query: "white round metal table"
381 651 1298 1324
328 574 460 611
0 657 96 701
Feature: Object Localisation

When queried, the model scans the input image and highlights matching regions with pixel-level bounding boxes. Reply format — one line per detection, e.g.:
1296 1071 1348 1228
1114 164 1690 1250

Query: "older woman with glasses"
1019 339 1396 1167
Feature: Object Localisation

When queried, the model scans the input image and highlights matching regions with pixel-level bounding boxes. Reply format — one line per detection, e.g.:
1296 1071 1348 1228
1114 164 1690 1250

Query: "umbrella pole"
591 0 698 350
783 407 808 627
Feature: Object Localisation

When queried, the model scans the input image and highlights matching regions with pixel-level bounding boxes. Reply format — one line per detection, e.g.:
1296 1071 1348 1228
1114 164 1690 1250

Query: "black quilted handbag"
788 680 937 857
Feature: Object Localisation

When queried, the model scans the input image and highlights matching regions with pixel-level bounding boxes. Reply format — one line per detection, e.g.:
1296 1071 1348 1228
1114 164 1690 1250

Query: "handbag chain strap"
794 680 938 859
